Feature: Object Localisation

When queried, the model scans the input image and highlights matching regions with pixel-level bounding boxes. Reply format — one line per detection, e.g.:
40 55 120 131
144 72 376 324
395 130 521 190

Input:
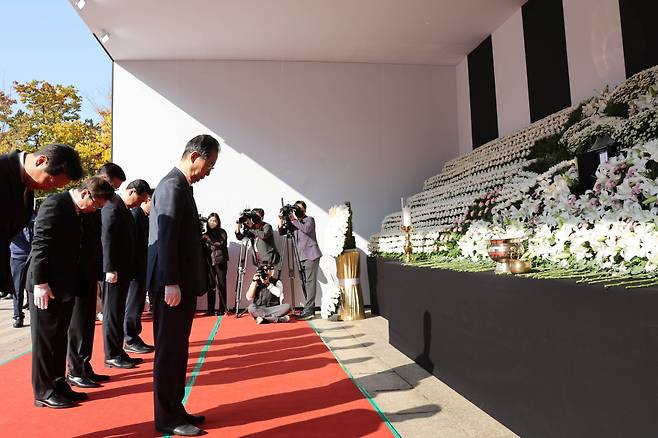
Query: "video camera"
237 208 262 226
280 203 299 218
280 201 302 235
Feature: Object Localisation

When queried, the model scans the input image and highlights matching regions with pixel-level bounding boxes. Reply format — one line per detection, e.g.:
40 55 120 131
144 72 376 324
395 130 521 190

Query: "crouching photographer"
246 264 290 324
235 208 281 271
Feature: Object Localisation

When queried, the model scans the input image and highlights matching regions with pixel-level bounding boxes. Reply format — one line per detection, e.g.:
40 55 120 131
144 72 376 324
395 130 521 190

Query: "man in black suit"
66 163 125 388
124 186 154 354
148 134 219 436
28 177 114 409
102 179 152 369
0 144 82 299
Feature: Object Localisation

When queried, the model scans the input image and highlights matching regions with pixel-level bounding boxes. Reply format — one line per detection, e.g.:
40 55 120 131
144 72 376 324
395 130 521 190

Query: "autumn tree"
0 80 110 177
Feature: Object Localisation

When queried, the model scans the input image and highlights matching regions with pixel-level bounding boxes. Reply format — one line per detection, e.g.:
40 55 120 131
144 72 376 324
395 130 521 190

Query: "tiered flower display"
370 64 658 283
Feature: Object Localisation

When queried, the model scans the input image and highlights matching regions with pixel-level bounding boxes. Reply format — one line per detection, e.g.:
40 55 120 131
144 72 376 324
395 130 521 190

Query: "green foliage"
603 101 630 118
525 133 574 174
564 105 584 130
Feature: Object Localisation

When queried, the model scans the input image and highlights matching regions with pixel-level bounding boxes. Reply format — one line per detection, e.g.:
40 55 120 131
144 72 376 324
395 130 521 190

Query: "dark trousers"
247 303 291 322
68 284 98 377
153 291 196 429
207 263 227 313
10 257 27 320
29 293 75 400
301 258 320 313
102 278 130 360
124 278 147 345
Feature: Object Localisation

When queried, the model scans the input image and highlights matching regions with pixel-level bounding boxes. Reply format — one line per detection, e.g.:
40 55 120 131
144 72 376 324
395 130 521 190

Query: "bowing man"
149 134 219 436
101 179 152 369
66 163 125 387
0 144 82 301
28 177 114 409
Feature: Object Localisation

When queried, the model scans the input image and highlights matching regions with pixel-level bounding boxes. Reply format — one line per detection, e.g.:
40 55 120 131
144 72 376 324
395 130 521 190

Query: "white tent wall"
112 60 459 310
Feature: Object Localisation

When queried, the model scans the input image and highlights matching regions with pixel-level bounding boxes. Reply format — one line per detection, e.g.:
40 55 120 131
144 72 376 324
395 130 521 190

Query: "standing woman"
203 213 228 315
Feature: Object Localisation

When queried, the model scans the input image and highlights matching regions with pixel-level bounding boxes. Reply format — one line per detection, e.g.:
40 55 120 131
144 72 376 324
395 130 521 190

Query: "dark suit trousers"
29 293 74 400
102 278 130 359
10 257 27 320
153 291 196 429
124 278 147 345
68 284 98 377
301 258 320 313
207 263 227 312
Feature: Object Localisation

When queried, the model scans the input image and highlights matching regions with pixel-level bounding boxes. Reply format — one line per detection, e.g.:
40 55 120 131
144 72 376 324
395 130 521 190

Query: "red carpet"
0 313 394 437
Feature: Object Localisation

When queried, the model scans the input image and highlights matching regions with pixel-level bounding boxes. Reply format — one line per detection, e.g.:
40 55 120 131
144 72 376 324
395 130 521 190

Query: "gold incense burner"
488 238 528 274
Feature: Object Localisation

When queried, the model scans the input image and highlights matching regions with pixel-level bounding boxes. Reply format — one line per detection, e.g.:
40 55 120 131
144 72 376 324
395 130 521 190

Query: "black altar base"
368 258 658 438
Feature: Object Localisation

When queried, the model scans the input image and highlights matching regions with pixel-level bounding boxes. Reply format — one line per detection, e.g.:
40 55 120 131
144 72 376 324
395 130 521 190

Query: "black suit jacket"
131 206 149 283
101 194 136 280
26 192 81 301
0 151 34 292
76 210 102 295
147 167 207 297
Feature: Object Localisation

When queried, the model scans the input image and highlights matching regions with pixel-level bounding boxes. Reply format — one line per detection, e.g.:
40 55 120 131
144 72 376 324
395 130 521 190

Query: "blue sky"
0 0 111 122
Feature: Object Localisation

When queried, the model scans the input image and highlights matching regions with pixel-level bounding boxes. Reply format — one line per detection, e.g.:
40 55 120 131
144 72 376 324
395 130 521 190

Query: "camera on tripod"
280 202 302 235
237 208 261 226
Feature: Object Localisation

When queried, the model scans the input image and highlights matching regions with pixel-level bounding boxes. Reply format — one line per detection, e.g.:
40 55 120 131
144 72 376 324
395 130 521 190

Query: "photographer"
278 201 322 320
235 208 281 271
246 264 290 324
202 213 228 315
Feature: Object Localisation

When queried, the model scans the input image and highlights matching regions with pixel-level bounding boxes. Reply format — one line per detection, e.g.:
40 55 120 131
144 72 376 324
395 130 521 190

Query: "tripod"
280 222 308 315
233 236 256 318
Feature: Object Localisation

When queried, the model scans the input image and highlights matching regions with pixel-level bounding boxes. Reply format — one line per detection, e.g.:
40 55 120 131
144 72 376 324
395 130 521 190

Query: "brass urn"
488 238 524 274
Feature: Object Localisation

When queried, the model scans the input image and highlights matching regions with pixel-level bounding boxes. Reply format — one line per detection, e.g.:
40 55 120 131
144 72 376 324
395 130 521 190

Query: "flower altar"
370 65 658 288
321 203 365 319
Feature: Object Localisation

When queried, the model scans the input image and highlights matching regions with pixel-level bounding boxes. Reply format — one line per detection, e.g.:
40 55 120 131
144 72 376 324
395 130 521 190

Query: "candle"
400 197 404 211
402 207 412 227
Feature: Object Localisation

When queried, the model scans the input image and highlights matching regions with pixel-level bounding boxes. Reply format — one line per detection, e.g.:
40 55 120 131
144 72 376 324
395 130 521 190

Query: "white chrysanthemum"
323 204 350 258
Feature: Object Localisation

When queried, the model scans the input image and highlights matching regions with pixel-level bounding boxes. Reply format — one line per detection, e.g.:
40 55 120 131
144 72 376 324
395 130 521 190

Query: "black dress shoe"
88 372 110 382
67 375 101 388
104 357 135 369
125 342 154 354
56 382 89 402
202 310 214 316
34 393 75 409
125 356 144 364
184 413 205 425
0 291 8 299
157 423 204 436
13 318 24 328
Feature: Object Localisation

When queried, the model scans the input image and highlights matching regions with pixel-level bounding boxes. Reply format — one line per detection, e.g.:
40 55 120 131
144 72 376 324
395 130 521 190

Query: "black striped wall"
521 0 571 122
618 0 658 78
468 36 499 148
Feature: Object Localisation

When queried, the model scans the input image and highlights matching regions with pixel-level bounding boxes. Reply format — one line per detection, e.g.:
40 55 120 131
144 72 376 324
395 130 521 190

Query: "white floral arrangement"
560 116 624 153
615 107 658 147
370 64 658 274
323 204 350 257
320 256 342 319
477 140 658 273
607 65 658 105
321 203 351 318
